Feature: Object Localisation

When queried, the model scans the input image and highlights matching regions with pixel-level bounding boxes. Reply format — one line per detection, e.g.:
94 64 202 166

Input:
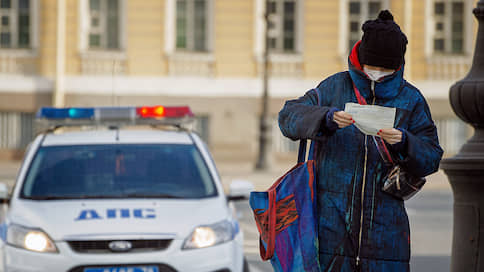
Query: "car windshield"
21 144 217 200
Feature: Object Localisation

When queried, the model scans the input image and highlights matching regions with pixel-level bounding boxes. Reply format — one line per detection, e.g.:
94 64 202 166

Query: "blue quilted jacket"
278 42 443 271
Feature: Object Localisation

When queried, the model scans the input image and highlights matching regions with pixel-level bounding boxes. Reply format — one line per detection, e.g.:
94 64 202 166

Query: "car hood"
9 197 230 241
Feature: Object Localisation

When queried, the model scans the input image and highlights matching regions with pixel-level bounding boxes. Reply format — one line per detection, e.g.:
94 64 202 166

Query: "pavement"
217 160 452 192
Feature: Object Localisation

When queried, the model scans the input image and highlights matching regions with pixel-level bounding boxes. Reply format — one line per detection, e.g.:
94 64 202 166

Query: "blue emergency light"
36 106 194 128
37 108 95 119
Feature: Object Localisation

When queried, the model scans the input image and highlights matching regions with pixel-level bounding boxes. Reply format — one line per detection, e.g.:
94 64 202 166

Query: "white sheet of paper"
344 103 396 136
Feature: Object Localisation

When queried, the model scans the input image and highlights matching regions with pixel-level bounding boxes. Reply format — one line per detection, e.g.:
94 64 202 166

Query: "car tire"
243 257 250 272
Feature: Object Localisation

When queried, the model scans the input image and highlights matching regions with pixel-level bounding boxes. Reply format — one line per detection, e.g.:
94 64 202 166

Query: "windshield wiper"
121 193 184 199
24 194 185 200
24 195 130 200
24 196 77 200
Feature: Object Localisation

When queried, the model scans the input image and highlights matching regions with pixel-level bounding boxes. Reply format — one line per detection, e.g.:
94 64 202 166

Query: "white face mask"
363 67 395 82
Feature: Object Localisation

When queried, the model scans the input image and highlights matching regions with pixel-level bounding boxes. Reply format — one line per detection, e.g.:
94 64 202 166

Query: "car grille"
68 264 177 272
68 239 173 253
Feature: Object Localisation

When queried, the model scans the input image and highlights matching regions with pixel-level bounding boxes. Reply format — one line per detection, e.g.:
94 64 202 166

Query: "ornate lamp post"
256 0 273 170
440 1 484 271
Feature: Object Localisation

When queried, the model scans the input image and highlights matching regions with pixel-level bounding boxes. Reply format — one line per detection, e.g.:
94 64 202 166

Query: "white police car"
0 106 253 272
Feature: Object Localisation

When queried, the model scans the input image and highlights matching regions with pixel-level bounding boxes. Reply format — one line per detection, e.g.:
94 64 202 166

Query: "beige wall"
38 0 57 77
66 0 80 75
0 0 477 162
304 0 343 79
30 0 479 79
126 0 166 75
214 0 255 77
0 93 51 112
410 0 426 81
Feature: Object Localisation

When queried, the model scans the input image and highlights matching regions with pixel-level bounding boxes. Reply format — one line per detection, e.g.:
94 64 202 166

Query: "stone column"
440 1 484 271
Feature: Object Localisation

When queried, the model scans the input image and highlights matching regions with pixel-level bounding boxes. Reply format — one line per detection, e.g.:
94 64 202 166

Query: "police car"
0 106 253 272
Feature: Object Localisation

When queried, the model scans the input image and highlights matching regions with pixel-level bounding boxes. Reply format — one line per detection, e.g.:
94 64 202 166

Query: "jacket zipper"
356 81 376 268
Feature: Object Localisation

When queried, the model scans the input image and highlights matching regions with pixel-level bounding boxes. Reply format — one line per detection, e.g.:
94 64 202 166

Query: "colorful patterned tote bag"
249 140 320 272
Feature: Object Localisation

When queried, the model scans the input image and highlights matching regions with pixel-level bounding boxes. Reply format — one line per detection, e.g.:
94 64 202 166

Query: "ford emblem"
108 241 133 252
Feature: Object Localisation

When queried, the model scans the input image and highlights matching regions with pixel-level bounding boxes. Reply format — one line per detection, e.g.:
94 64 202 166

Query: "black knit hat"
359 10 408 70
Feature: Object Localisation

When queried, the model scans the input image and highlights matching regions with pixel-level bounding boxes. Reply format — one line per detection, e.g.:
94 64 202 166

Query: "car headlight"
7 224 58 253
182 220 239 250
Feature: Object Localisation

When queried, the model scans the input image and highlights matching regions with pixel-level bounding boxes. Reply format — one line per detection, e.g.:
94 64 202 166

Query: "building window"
80 0 125 74
433 0 465 54
255 0 303 57
272 119 298 153
424 0 472 80
348 0 387 51
0 111 34 149
0 0 32 49
165 0 214 75
87 0 121 50
175 0 209 52
267 0 298 53
194 115 210 145
254 0 303 77
434 118 470 155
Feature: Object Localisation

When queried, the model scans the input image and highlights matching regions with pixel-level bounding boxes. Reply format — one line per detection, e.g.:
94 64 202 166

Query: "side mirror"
0 183 9 204
227 180 254 201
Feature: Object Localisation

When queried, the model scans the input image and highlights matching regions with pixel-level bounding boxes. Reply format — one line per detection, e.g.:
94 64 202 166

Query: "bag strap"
259 188 277 260
297 87 326 164
297 139 308 164
353 84 366 105
297 87 321 164
352 83 394 164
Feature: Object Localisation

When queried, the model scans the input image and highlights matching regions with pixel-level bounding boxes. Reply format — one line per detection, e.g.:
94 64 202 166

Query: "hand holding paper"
344 102 396 136
333 111 354 128
378 128 403 144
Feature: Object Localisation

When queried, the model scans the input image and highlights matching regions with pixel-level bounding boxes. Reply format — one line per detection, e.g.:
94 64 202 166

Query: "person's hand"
378 128 402 144
333 111 354 128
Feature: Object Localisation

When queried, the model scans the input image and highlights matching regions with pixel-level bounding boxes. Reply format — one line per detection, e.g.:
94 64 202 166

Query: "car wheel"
243 257 250 272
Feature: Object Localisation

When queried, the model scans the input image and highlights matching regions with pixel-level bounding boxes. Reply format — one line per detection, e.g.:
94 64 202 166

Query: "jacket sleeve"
278 88 334 141
396 97 444 177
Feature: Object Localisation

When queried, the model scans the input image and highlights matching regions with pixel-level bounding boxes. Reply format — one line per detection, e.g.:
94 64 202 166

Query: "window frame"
338 0 390 57
0 111 35 149
194 115 211 146
164 0 214 55
272 116 298 153
266 0 298 53
254 0 304 58
425 0 474 57
434 117 471 156
0 0 39 55
175 0 209 52
79 0 126 53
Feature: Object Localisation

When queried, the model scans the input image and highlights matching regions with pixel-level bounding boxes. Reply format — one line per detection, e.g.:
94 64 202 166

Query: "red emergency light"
136 106 194 119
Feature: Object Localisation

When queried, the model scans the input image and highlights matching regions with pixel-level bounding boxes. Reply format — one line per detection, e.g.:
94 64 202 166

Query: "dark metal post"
440 1 484 271
255 0 272 170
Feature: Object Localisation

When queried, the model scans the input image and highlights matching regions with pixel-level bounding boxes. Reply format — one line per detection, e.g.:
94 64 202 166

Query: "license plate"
84 266 159 272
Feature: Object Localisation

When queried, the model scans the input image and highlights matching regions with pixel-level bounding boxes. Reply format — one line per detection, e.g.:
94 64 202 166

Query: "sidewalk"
0 160 20 187
217 160 452 194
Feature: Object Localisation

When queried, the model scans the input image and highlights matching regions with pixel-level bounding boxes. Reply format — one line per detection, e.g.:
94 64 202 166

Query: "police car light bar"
36 106 194 128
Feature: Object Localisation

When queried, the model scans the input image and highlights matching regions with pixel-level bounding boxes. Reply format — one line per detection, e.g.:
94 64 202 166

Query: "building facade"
0 0 476 162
